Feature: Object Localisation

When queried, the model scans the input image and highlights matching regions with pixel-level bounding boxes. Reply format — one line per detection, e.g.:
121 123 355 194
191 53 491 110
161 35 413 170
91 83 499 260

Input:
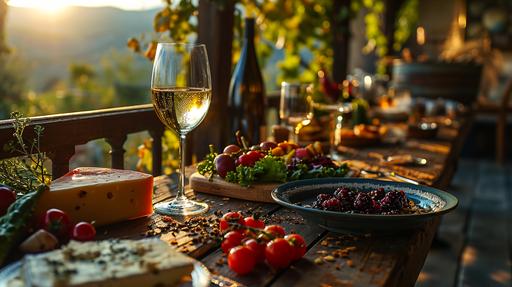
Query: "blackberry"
334 187 355 201
317 193 333 202
369 188 385 201
380 190 407 212
321 197 341 211
312 193 333 209
353 193 372 212
371 199 382 213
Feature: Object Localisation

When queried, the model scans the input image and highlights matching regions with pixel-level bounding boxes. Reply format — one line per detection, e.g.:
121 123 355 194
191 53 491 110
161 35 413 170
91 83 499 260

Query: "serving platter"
271 177 458 233
0 260 211 287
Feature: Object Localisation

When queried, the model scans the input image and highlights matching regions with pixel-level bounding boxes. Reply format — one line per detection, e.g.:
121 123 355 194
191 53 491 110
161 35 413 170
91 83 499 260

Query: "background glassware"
151 43 211 216
279 82 313 143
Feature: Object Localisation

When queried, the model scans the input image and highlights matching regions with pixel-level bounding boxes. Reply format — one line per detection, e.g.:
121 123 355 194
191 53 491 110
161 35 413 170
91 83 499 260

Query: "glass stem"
176 134 187 201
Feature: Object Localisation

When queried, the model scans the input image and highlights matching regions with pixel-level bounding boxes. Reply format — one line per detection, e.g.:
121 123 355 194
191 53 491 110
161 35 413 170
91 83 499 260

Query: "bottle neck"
244 18 255 47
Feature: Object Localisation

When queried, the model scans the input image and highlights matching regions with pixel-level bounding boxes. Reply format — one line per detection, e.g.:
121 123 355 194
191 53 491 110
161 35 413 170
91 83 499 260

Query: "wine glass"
151 43 211 216
279 82 313 143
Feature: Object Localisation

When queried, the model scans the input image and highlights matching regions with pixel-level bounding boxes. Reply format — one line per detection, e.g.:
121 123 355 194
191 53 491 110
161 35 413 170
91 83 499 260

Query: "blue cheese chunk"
22 238 194 287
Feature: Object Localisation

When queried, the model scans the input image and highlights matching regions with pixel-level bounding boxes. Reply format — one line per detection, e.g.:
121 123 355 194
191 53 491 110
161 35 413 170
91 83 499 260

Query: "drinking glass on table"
151 43 211 216
279 82 313 143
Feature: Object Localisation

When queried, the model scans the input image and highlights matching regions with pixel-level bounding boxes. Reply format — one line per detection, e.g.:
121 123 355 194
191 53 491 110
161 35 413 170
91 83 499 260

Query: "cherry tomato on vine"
219 211 244 232
265 238 293 269
243 216 265 229
264 225 286 238
228 246 256 275
285 234 306 261
221 231 244 254
244 238 266 263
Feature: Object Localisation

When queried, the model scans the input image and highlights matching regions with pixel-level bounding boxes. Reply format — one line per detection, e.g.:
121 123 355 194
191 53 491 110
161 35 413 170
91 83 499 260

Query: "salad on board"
197 133 349 187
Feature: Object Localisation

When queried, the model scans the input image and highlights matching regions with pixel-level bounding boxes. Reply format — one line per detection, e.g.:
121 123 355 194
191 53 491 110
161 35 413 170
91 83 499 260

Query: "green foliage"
0 55 27 119
136 130 180 175
224 155 287 187
393 0 419 52
136 0 418 82
197 144 218 179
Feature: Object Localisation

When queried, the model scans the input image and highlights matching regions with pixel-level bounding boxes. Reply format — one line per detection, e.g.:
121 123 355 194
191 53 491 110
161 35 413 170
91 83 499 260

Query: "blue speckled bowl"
271 178 458 233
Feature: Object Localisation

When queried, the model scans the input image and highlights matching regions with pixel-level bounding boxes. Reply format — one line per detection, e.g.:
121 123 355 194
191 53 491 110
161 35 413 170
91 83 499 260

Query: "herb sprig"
0 112 50 194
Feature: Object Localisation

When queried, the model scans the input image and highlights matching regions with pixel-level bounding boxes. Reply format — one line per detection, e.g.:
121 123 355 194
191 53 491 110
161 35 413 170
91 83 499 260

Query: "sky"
7 0 163 11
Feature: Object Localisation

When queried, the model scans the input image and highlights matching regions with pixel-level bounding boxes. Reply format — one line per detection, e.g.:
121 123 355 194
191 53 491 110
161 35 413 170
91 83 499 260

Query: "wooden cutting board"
189 173 279 203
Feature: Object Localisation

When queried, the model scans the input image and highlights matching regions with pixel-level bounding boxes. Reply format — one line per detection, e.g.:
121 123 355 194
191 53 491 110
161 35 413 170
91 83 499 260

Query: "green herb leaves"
0 112 50 194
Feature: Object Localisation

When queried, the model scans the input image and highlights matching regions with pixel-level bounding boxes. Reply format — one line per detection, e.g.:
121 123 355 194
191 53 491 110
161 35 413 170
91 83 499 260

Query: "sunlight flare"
9 0 68 13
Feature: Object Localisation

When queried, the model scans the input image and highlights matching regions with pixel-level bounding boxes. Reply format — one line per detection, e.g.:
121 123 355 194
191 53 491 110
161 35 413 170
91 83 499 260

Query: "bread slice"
23 238 194 287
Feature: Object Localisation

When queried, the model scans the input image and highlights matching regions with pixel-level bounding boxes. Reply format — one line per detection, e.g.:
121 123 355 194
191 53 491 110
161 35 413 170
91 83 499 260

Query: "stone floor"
416 159 511 287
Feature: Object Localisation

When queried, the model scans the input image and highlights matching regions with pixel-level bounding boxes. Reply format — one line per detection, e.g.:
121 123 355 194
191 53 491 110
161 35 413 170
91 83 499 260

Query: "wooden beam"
192 0 235 159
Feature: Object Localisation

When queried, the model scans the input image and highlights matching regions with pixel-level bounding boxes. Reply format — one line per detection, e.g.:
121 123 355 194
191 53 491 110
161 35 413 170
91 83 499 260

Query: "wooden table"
98 117 471 287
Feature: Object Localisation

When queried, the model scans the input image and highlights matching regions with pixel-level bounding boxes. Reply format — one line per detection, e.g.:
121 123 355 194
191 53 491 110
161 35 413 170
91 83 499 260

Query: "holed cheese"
35 167 154 227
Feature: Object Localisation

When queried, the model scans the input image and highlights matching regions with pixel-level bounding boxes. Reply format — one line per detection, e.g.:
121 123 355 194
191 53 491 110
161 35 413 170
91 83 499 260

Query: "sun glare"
9 0 68 14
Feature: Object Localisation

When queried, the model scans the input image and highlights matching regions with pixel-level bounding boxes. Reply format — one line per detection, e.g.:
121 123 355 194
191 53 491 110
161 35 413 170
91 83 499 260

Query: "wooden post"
331 0 351 83
192 0 235 160
383 0 406 77
106 135 127 170
49 147 75 179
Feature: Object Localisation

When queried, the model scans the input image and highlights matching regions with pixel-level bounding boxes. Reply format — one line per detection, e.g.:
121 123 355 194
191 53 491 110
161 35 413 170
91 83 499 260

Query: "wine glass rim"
156 42 206 48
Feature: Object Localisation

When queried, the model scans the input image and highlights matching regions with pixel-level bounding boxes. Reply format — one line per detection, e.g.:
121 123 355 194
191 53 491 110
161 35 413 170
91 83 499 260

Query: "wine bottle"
227 17 266 145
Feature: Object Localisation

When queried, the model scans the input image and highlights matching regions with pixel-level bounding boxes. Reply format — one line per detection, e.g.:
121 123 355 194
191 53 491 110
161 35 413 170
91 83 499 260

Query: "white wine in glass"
279 82 313 143
151 43 211 216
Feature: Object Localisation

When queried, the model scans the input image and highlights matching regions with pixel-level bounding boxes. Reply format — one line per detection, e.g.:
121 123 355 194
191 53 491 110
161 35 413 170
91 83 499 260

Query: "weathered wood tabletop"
98 116 472 287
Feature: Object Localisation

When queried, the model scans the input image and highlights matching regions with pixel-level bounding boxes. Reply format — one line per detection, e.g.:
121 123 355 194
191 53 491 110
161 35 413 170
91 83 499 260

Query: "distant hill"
5 6 159 90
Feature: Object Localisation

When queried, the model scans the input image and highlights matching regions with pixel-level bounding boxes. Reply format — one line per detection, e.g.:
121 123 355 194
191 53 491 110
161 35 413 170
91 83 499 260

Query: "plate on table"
271 177 457 233
0 260 211 287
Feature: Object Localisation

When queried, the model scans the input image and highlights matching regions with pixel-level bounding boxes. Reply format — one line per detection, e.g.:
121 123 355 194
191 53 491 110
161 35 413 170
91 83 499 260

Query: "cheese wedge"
35 167 153 227
22 239 194 287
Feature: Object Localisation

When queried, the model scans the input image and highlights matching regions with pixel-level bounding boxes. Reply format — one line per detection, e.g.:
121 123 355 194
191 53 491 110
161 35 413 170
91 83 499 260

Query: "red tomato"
295 148 312 160
244 238 266 263
221 231 244 254
243 216 265 229
238 153 256 167
246 150 264 161
264 225 286 238
72 222 96 241
228 246 256 275
0 185 16 216
265 238 293 269
285 234 306 261
219 211 244 232
44 209 72 240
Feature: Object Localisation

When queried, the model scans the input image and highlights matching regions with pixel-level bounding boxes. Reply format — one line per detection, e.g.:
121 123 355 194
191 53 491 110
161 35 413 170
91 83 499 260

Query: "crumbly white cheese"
22 238 194 287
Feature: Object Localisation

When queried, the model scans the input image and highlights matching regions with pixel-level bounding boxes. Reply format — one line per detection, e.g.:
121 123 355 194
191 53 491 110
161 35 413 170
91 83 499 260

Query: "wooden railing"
0 104 165 179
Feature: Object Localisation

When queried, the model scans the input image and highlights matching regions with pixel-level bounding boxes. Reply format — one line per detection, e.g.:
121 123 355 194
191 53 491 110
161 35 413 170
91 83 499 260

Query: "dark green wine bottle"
227 17 266 145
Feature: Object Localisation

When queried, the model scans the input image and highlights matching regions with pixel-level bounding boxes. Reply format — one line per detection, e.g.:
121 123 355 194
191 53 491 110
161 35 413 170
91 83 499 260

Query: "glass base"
154 198 209 216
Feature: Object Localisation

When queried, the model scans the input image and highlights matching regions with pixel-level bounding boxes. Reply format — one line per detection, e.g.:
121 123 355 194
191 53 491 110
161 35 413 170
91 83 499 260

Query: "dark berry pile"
311 187 413 215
